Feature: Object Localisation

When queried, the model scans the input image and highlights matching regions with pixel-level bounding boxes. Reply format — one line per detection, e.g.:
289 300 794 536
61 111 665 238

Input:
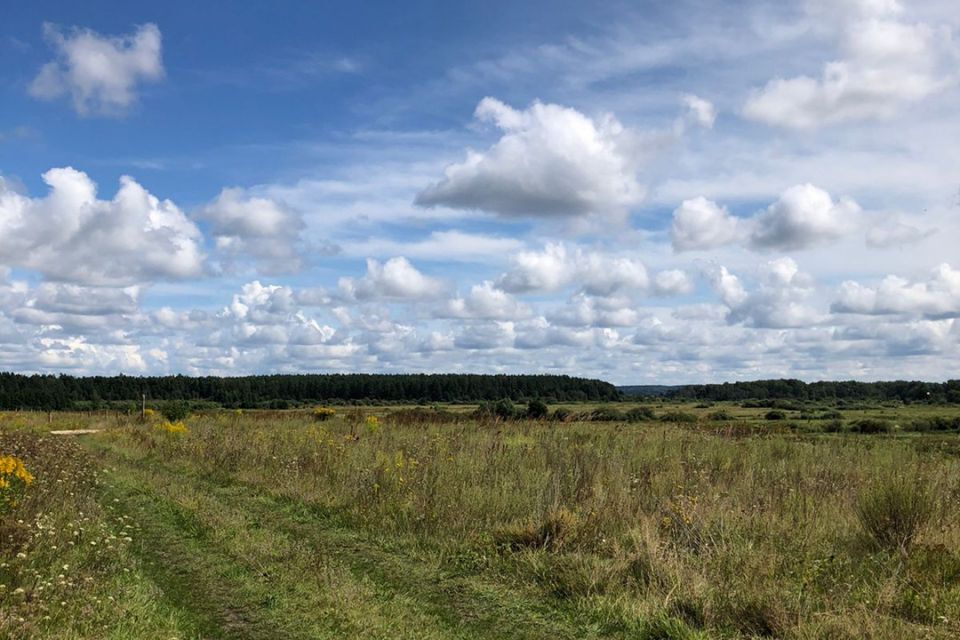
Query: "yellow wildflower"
0 455 33 512
155 420 189 435
313 407 336 421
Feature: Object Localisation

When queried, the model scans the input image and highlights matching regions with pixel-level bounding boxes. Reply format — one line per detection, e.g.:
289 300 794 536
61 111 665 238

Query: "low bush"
856 477 935 550
823 419 846 433
160 400 191 423
625 406 657 422
849 418 892 434
312 406 336 421
661 411 698 423
588 407 625 422
764 410 786 421
906 416 960 432
526 399 549 420
706 409 733 421
475 399 519 421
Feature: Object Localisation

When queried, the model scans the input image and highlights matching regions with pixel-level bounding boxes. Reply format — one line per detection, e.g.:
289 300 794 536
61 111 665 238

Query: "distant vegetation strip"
4 372 960 411
664 379 960 403
0 372 620 410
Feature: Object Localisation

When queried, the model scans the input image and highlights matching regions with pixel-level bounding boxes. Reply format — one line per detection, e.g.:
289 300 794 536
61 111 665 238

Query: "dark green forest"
666 379 960 404
3 373 960 411
0 372 620 410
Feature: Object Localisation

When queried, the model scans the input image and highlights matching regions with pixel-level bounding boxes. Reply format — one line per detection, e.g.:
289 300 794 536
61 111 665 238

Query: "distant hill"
617 385 679 397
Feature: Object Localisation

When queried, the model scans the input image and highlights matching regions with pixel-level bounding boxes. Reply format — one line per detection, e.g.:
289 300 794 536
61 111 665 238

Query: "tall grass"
4 407 960 638
108 410 960 637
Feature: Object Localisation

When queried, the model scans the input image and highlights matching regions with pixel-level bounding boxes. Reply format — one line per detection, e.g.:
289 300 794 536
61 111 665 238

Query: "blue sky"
1 0 959 383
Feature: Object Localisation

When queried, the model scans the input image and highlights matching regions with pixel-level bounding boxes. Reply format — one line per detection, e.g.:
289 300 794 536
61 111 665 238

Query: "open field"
2 404 960 639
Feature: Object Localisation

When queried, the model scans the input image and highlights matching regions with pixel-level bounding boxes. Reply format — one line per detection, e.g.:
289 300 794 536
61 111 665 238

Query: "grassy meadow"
2 402 960 639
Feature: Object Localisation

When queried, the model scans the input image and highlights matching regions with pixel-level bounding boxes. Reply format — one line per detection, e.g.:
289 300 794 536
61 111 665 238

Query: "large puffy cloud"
415 98 647 220
444 281 531 320
496 242 693 298
0 168 204 286
216 281 342 347
833 263 960 317
749 184 860 250
671 196 742 251
653 269 695 296
454 321 517 350
547 294 640 328
338 257 447 301
197 188 305 273
515 318 620 350
743 2 951 128
28 284 141 316
29 23 164 116
708 258 823 328
496 243 649 296
671 185 860 252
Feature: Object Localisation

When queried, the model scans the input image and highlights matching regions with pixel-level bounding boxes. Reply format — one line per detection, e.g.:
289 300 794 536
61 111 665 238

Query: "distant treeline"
667 379 960 404
0 372 620 411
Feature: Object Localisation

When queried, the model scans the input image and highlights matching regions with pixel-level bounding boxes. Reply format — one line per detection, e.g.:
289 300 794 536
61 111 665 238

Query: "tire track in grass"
100 469 459 640
91 440 618 639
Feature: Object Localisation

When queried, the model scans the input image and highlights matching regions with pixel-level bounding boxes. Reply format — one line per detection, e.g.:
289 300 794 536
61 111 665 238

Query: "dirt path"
50 429 102 435
86 441 618 640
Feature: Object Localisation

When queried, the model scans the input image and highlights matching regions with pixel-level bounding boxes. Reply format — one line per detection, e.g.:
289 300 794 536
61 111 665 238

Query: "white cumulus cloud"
338 257 447 301
743 3 951 128
0 167 204 286
29 23 164 116
708 258 822 328
415 98 647 220
671 185 859 252
671 196 743 251
444 281 531 320
833 263 960 317
496 243 649 296
197 188 305 273
750 183 860 250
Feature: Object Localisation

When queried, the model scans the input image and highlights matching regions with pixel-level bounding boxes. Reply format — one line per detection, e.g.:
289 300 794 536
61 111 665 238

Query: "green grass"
2 404 960 638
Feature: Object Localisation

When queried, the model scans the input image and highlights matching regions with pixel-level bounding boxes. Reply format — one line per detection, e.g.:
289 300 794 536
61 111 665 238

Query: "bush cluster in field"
114 408 960 638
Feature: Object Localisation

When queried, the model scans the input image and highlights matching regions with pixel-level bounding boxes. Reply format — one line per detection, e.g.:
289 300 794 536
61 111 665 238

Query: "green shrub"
823 419 846 433
849 418 892 434
764 410 786 421
660 411 697 423
160 400 191 423
625 406 657 422
475 399 518 421
526 399 549 420
706 409 733 421
856 477 935 550
589 407 625 422
906 416 960 432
